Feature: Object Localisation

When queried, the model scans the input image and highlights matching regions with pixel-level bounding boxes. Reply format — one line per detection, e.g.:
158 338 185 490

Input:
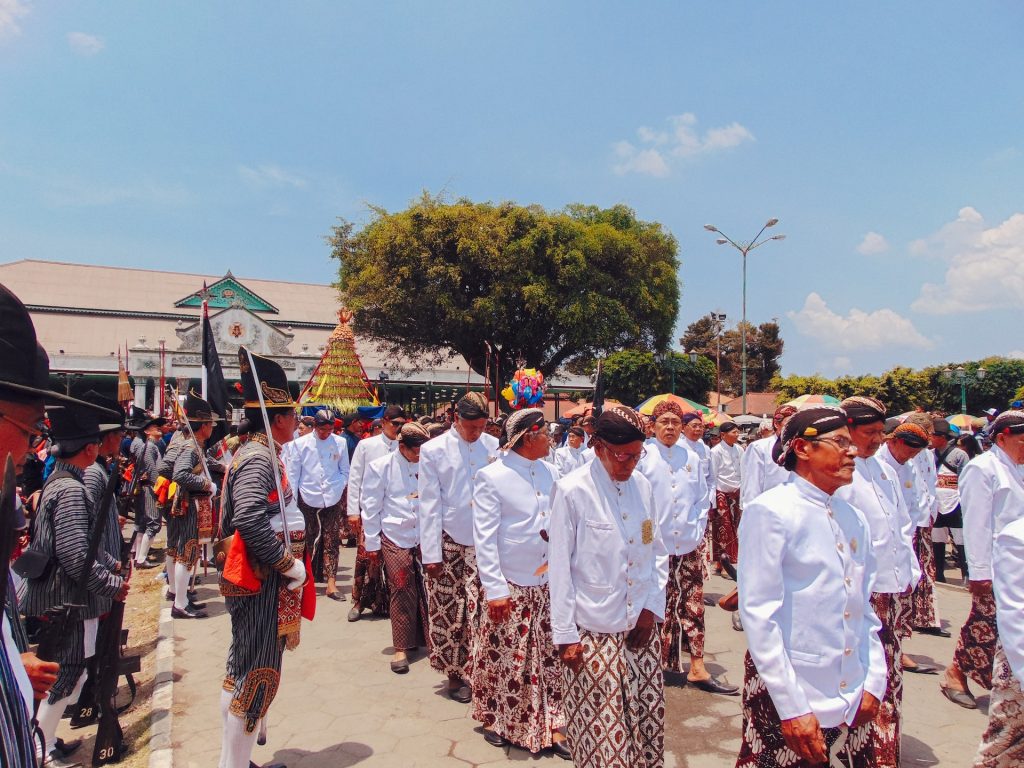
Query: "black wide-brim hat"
0 282 112 409
128 413 166 431
49 400 124 448
184 390 223 423
238 347 295 409
80 390 127 433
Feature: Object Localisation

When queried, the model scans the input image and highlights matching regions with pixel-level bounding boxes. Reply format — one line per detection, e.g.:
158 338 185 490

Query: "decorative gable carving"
174 305 293 358
174 272 279 313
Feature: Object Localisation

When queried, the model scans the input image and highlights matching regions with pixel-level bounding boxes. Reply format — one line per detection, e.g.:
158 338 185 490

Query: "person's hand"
488 597 511 623
114 580 130 602
283 560 307 591
424 563 443 580
20 652 59 700
780 713 826 765
969 579 993 599
559 643 584 673
626 609 656 651
207 481 219 496
851 691 880 727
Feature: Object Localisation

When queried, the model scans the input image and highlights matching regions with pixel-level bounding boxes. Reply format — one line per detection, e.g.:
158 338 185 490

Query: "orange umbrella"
562 399 623 418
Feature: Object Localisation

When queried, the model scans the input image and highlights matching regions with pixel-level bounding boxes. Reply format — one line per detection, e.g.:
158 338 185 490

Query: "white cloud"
911 208 1024 314
612 112 755 177
832 356 853 373
788 292 933 352
67 32 105 56
1009 350 1024 360
856 231 889 255
0 0 28 39
238 163 307 188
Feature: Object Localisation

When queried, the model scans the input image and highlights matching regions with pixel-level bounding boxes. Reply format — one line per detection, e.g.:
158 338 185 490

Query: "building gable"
174 272 279 314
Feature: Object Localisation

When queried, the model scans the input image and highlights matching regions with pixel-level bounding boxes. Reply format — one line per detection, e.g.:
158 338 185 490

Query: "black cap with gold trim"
238 347 295 409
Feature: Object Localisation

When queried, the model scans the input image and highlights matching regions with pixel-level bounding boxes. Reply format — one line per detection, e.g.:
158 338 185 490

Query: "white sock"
36 670 87 754
173 562 190 610
218 689 233 768
135 533 152 565
222 712 259 768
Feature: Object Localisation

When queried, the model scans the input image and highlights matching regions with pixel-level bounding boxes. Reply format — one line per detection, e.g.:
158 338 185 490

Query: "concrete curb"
147 605 175 768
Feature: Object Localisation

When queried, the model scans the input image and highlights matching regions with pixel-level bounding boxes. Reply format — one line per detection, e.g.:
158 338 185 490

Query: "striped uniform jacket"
84 459 127 615
157 430 188 480
223 437 295 570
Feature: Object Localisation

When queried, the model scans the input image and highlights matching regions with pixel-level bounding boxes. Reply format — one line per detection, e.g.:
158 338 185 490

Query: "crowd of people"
2 276 1024 768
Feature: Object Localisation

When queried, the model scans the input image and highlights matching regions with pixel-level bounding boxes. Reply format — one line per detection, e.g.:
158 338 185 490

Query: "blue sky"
2 2 1022 378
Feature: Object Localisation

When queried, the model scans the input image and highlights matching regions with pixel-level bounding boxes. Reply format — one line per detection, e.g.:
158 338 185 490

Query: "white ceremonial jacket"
710 440 742 493
360 450 420 552
876 444 931 530
282 431 350 508
346 433 398 519
740 435 792 509
638 439 708 556
738 475 888 727
417 428 499 564
473 451 556 601
834 456 920 595
994 517 1024 686
961 444 1024 582
911 449 939 526
549 461 669 645
554 444 588 477
681 436 714 500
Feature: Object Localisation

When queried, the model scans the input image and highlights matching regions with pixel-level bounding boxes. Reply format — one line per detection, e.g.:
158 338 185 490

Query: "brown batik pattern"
974 643 1024 766
381 535 429 651
662 550 705 671
349 514 389 615
713 490 741 565
563 629 664 768
908 527 940 630
954 590 998 690
470 583 564 753
736 652 875 767
869 592 906 768
297 494 341 584
427 533 480 680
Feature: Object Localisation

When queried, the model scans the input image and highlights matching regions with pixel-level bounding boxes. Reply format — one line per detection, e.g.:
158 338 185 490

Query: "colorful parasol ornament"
502 367 546 410
563 399 623 418
947 413 984 431
635 393 710 416
782 394 842 408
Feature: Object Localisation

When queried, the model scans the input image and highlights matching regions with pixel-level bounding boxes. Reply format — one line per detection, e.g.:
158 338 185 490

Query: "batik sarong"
736 652 875 768
349 515 389 615
954 590 998 690
298 494 341 584
427 532 480 680
170 493 203 569
713 489 741 565
563 628 664 768
909 527 940 630
869 592 906 768
381 535 428 651
973 643 1024 766
662 550 705 671
471 583 564 753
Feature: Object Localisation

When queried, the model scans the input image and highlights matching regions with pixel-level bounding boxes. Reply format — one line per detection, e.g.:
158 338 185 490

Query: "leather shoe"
702 595 717 606
483 729 507 747
171 605 208 619
326 591 347 602
448 684 472 704
731 612 743 632
903 661 940 675
550 740 572 760
52 738 82 758
940 683 977 709
347 605 362 622
689 675 739 695
390 658 410 674
915 626 952 638
186 600 208 611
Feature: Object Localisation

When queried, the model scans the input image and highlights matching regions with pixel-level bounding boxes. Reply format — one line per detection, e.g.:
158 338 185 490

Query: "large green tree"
681 314 784 395
330 194 680 383
600 350 715 406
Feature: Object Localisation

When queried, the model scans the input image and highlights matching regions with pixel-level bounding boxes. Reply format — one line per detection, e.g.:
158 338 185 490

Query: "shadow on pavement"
270 743 373 766
903 733 939 765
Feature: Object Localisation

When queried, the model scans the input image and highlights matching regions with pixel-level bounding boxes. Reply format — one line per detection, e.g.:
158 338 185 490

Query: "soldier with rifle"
130 413 165 569
20 398 129 768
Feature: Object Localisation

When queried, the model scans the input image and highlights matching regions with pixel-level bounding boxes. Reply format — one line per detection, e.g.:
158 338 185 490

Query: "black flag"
202 299 231 443
592 358 605 418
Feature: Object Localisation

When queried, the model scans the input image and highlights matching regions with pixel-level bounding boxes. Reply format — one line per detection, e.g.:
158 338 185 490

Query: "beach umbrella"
563 399 622 418
948 413 982 431
636 393 708 416
783 394 841 408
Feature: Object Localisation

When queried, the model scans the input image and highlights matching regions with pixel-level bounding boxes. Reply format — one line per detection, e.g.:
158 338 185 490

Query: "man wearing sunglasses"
346 405 408 621
549 405 668 768
834 396 920 768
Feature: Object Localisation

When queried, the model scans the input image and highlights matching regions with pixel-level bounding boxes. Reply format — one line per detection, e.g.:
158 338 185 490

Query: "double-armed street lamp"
943 365 986 414
704 219 786 415
656 350 698 395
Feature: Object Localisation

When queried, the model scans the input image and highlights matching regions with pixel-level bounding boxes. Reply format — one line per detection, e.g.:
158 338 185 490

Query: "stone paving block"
451 735 511 764
393 733 456 758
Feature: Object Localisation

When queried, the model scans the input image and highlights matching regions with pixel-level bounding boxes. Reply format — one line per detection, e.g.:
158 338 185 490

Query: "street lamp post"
711 312 727 407
942 365 987 413
704 219 786 415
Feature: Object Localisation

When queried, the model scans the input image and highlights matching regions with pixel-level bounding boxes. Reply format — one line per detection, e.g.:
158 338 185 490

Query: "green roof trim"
174 273 279 313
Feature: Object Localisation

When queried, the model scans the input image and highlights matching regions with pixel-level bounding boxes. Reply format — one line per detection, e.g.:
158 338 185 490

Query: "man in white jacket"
737 405 885 767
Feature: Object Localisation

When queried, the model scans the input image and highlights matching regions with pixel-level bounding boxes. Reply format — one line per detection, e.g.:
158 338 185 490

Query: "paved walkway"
170 549 988 767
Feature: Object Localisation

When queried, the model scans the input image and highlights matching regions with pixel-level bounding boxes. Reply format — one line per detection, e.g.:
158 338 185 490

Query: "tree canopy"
681 314 783 394
329 194 680 382
601 350 715 406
